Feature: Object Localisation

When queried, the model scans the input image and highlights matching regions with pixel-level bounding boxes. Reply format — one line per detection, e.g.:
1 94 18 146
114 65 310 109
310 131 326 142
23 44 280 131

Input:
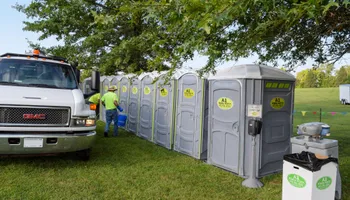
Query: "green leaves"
14 0 350 76
323 1 339 15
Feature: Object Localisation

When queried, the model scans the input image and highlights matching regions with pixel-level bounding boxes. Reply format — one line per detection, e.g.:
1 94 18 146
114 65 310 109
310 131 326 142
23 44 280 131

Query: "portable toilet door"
137 72 159 142
207 64 296 178
173 70 209 160
153 72 176 149
100 76 110 123
119 74 134 129
127 73 146 134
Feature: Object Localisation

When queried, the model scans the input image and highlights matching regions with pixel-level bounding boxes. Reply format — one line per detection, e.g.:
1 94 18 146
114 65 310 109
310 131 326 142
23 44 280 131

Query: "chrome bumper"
0 131 96 155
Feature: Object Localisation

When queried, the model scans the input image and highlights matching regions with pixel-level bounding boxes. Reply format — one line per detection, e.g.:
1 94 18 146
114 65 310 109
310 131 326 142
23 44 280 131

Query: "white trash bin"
282 151 338 200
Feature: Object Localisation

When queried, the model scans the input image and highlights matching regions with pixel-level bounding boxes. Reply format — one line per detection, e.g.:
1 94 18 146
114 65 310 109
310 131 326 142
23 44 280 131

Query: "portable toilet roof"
100 75 108 81
107 76 115 81
208 64 295 81
124 73 136 78
110 75 123 82
139 71 165 80
172 69 198 80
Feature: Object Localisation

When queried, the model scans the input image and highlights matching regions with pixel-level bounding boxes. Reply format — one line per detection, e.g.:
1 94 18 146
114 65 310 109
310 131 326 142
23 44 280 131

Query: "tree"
144 0 350 75
304 69 318 88
336 66 348 86
14 0 173 75
16 1 350 77
295 70 308 88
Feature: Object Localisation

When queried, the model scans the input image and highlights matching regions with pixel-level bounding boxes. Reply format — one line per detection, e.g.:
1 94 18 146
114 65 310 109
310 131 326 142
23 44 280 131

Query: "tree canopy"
14 0 175 75
15 0 350 76
295 64 350 88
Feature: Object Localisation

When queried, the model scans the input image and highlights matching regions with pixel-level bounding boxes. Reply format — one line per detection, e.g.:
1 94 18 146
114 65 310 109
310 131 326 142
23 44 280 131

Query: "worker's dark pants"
105 109 118 137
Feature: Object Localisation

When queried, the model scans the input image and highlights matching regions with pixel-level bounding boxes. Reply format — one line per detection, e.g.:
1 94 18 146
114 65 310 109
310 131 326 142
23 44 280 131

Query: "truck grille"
0 106 70 127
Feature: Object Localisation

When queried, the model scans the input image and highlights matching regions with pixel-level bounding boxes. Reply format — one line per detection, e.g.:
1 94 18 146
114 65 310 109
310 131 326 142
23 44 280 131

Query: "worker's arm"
113 94 119 106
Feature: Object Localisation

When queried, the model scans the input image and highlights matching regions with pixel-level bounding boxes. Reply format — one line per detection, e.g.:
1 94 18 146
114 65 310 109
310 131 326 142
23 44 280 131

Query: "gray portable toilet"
116 74 133 129
137 72 160 141
100 76 110 122
127 73 148 133
207 64 296 179
118 74 131 110
153 71 176 149
82 77 92 94
110 75 122 89
173 70 209 159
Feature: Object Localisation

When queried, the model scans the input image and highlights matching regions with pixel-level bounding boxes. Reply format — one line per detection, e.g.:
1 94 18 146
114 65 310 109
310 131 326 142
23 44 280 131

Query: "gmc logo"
23 114 46 120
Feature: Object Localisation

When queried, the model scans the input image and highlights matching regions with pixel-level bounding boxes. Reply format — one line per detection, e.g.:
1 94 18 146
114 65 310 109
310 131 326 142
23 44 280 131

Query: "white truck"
0 50 100 160
339 84 350 105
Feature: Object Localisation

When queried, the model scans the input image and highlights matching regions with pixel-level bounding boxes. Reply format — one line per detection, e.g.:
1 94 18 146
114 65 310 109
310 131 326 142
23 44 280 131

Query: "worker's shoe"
104 132 108 137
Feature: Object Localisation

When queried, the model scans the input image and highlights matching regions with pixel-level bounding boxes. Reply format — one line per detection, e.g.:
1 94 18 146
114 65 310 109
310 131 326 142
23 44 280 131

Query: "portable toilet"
173 70 209 160
207 64 296 178
100 76 110 122
116 74 133 129
110 75 122 89
127 72 149 133
339 84 350 105
82 77 92 94
153 71 176 149
137 71 161 141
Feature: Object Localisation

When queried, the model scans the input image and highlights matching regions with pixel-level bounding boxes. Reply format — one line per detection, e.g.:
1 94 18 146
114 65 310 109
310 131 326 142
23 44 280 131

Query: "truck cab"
0 50 100 160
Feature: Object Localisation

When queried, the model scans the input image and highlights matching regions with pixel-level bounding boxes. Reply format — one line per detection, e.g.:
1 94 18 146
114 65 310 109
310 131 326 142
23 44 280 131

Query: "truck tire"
75 148 91 161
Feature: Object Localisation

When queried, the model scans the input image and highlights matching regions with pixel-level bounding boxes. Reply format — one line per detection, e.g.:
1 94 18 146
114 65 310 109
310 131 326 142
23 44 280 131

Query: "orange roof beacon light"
90 103 97 110
33 49 40 55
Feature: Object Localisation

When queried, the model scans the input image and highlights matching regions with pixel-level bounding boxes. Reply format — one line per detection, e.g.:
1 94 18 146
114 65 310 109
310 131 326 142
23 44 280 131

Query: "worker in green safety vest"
101 85 120 137
88 93 100 120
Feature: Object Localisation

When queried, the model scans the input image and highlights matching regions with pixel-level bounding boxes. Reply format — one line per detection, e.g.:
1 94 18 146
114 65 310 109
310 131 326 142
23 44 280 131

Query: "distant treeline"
295 64 350 88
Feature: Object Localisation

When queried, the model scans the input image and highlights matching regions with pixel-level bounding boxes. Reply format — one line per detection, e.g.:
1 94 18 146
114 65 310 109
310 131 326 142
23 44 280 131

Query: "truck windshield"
0 59 78 89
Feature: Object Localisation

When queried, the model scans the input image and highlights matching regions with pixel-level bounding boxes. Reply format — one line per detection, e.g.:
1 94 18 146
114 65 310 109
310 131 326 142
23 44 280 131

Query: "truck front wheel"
75 148 91 161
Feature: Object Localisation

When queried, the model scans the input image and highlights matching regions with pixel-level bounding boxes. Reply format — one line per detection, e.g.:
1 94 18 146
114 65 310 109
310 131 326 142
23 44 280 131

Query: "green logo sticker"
270 97 285 109
217 97 234 110
316 176 332 190
132 87 138 94
122 86 127 93
144 86 151 95
287 174 306 188
160 88 168 97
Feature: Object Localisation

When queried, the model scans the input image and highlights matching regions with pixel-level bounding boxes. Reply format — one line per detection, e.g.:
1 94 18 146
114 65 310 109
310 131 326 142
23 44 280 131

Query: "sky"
1 0 350 76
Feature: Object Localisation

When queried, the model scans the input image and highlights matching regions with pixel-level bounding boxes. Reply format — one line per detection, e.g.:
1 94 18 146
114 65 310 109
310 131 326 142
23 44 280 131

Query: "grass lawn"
0 88 349 199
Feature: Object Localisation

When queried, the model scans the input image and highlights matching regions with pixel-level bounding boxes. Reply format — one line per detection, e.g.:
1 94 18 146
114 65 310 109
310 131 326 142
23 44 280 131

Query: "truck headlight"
73 118 95 127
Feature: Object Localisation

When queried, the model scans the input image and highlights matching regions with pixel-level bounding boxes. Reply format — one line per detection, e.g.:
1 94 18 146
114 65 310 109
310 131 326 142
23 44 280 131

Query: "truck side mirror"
91 71 100 92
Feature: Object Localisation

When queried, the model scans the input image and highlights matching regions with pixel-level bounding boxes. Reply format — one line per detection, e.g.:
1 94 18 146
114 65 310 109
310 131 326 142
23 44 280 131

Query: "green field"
0 88 349 200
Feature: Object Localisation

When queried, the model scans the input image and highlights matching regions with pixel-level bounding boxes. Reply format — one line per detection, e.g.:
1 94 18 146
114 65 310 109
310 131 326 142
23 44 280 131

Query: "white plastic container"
282 153 338 200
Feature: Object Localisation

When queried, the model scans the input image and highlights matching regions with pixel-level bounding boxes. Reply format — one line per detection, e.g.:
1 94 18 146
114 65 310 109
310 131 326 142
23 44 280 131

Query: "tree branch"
83 0 109 10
